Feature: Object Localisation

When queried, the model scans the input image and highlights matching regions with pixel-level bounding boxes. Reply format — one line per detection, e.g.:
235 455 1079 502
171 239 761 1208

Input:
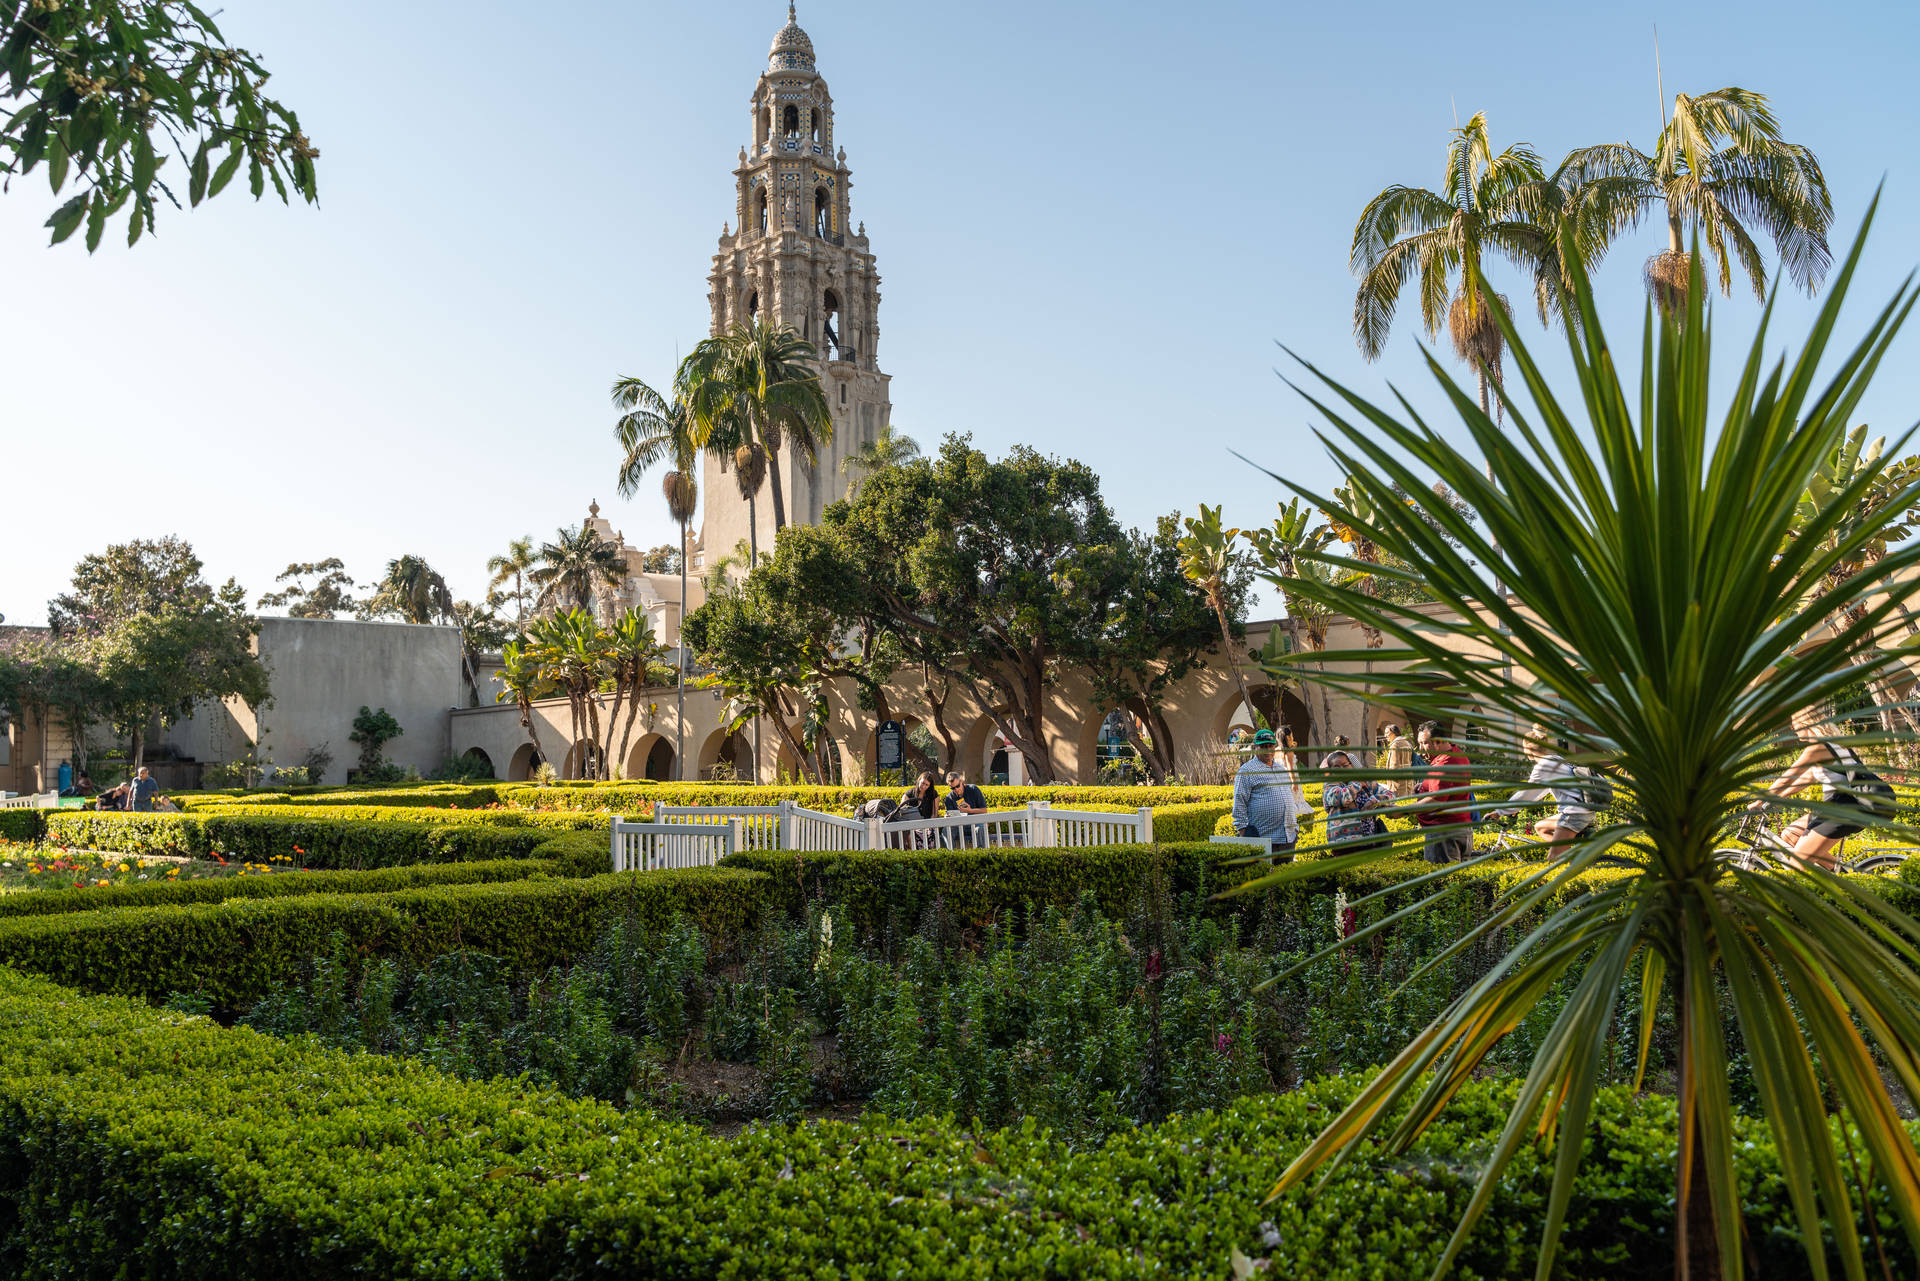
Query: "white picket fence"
652 802 867 852
613 799 1155 870
0 792 58 810
610 818 742 872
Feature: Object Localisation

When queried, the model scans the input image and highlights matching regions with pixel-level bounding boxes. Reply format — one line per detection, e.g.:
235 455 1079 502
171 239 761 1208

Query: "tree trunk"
1675 952 1725 1281
605 676 629 781
677 519 688 782
1214 601 1259 731
767 698 818 784
925 674 958 773
587 694 606 780
746 496 761 786
1120 714 1170 784
130 726 145 773
613 678 641 783
766 442 788 532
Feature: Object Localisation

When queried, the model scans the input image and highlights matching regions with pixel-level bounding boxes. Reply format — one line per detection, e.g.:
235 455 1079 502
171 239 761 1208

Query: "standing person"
128 767 159 813
1501 724 1600 860
1319 749 1396 851
1383 723 1416 799
1231 729 1300 854
1749 704 1895 871
944 770 988 847
1413 722 1473 863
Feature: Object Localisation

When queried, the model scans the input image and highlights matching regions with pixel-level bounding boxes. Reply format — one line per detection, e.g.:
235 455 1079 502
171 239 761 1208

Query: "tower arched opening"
782 104 800 134
754 189 768 236
814 187 829 238
822 289 842 358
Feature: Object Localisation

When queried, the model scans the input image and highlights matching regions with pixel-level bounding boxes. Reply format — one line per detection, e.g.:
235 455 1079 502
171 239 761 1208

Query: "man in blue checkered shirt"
1231 729 1300 851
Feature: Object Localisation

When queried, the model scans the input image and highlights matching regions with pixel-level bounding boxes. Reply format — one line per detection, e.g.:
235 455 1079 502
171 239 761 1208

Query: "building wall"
164 617 466 784
448 617 1439 787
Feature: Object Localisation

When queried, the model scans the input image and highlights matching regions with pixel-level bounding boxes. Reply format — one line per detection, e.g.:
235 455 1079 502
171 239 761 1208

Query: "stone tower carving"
693 5 893 571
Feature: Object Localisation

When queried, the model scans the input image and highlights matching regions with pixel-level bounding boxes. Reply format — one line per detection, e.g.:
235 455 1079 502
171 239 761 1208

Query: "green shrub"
42 811 564 869
500 781 1232 814
0 965 1900 1279
1153 799 1233 842
173 783 505 810
0 858 559 920
0 810 44 843
181 803 604 830
722 841 1279 937
0 868 767 1006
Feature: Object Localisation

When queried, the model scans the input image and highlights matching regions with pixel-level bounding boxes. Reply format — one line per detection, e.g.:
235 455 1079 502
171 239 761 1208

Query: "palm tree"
611 372 703 783
1250 219 1920 1281
676 319 833 551
1788 426 1920 741
524 607 607 778
1557 87 1831 316
363 554 454 625
485 536 537 622
840 423 920 498
1351 111 1565 417
1176 504 1257 726
494 639 557 772
365 555 480 700
530 524 625 618
603 608 675 780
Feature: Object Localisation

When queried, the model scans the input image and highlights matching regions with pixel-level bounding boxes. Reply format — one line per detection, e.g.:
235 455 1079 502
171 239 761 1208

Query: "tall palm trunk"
745 497 762 785
765 440 789 531
677 518 688 782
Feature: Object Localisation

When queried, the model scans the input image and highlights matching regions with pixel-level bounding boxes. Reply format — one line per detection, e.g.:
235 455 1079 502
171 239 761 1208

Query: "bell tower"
693 5 893 571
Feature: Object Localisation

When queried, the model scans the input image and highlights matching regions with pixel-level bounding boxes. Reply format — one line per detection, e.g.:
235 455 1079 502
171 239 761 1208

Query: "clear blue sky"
5 0 1919 626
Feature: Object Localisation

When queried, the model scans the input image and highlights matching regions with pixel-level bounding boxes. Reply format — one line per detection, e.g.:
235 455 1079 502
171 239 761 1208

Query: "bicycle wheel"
1847 852 1909 876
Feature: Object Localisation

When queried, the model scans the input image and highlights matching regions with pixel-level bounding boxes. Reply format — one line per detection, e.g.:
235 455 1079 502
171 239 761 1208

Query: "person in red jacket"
1414 721 1474 863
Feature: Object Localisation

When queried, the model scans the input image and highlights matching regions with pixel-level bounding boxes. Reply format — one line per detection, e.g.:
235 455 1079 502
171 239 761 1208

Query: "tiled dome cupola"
768 4 815 71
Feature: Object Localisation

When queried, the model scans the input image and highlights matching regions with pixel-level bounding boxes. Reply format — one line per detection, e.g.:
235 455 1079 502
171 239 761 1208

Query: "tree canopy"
680 436 1241 784
3 0 319 251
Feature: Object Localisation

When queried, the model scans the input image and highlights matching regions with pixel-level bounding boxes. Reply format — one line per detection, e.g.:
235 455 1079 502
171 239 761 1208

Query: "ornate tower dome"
694 4 893 569
768 4 815 72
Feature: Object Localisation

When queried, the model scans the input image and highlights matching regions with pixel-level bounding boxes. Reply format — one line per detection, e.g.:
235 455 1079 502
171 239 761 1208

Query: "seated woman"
1319 749 1395 851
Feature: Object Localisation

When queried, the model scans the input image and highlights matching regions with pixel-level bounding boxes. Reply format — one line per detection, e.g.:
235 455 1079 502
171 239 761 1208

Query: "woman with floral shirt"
1319 749 1396 848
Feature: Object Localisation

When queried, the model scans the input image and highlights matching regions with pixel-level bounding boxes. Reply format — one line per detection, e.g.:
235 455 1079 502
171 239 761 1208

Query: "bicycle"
1481 814 1642 870
1713 813 1911 876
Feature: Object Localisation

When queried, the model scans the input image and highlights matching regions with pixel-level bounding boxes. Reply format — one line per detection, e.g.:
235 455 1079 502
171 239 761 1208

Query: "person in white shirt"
1501 724 1599 860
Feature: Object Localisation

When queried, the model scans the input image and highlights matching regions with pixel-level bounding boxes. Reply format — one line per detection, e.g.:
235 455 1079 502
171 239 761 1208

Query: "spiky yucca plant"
1245 204 1920 1280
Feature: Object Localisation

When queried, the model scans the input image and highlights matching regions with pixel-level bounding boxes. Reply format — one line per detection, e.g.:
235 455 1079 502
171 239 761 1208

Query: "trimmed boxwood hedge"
176 780 1236 815
0 810 42 843
172 802 606 829
0 965 1902 1279
0 857 560 920
42 811 563 869
0 867 768 1006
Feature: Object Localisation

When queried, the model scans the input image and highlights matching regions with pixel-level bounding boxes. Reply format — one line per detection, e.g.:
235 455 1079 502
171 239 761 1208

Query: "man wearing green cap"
1231 728 1300 852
